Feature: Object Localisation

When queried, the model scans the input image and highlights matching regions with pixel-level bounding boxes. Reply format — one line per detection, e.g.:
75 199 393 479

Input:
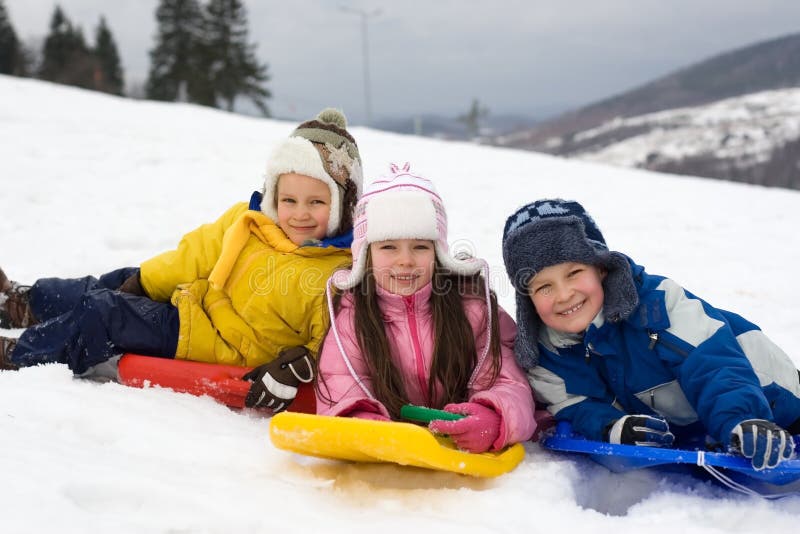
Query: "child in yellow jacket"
0 109 360 411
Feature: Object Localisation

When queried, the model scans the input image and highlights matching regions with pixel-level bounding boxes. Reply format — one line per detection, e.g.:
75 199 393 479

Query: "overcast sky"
6 0 800 124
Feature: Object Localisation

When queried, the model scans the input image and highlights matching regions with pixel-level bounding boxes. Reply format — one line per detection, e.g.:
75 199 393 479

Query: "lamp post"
340 6 381 126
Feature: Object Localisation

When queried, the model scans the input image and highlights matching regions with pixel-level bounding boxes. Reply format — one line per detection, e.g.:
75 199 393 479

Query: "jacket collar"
540 309 606 352
208 208 346 290
249 190 353 249
375 282 433 319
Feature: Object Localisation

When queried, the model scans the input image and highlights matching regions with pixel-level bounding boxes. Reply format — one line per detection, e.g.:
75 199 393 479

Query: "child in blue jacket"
502 199 800 471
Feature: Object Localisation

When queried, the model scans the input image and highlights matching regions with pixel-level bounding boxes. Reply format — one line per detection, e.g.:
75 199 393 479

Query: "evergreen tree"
39 6 95 89
14 39 34 77
93 16 124 95
203 0 270 115
145 0 211 105
0 0 21 75
458 98 489 138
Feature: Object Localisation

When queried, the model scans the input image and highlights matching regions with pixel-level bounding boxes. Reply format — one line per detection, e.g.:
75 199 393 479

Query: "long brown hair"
320 250 502 420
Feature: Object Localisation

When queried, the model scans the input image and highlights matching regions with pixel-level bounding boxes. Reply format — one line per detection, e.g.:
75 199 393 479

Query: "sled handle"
400 404 466 424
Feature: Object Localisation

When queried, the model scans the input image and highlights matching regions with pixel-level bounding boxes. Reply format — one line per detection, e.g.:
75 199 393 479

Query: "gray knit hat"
263 108 363 237
502 199 638 369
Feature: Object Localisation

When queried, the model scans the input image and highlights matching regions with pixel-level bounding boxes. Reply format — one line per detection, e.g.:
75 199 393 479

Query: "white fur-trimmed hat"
330 163 482 290
263 108 363 237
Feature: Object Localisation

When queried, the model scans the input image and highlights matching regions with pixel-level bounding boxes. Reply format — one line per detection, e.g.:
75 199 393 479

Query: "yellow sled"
269 411 525 478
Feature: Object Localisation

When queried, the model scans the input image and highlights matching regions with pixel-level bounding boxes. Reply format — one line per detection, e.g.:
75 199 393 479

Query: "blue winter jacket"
529 258 800 446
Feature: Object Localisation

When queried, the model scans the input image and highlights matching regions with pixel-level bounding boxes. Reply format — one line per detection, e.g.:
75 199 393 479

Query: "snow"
2 74 800 532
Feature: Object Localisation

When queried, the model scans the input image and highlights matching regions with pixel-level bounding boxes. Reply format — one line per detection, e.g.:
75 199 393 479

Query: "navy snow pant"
11 267 179 375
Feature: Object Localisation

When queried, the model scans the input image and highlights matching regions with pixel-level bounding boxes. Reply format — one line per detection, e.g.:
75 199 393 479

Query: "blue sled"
541 422 800 498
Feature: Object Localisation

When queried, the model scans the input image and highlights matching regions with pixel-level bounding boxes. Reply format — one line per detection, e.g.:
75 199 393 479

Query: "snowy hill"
2 74 800 532
542 88 800 189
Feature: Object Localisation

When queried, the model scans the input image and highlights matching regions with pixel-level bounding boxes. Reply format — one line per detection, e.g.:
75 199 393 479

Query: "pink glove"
428 402 501 453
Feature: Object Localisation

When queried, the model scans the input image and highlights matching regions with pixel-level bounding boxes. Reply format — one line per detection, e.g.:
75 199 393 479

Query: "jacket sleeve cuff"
333 398 391 420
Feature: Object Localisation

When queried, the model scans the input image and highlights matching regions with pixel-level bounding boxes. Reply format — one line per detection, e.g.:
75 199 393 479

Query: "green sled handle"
400 404 466 424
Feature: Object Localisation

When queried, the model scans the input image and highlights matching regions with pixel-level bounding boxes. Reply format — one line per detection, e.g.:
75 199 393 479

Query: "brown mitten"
118 272 146 296
242 346 314 411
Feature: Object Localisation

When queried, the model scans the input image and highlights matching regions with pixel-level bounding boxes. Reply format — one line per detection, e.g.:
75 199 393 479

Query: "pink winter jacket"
316 283 536 450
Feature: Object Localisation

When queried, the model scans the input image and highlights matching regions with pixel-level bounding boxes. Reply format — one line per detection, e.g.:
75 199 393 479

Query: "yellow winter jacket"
139 202 351 366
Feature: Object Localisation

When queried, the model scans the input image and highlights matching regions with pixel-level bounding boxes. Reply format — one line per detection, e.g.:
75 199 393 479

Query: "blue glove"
730 419 794 471
605 415 675 447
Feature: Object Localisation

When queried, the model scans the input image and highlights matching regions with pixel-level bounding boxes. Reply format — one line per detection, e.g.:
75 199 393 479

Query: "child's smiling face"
369 239 436 296
275 173 331 245
528 262 606 333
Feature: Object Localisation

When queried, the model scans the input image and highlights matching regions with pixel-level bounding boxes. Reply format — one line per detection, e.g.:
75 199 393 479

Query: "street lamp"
340 6 381 126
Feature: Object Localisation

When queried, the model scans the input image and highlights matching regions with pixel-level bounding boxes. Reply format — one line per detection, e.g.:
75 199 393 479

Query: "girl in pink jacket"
316 163 536 453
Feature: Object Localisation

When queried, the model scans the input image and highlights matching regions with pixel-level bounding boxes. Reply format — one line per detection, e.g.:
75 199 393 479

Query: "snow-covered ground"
2 75 800 533
574 88 800 169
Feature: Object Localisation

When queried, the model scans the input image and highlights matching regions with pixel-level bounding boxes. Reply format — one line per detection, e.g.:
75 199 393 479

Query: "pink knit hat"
330 163 483 290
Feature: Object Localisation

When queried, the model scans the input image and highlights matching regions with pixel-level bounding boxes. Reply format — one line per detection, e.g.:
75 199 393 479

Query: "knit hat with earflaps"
501 199 639 369
263 108 363 237
330 163 483 290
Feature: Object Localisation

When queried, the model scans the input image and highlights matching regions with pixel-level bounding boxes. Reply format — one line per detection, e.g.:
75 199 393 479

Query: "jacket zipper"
647 331 689 357
404 294 429 404
647 332 689 411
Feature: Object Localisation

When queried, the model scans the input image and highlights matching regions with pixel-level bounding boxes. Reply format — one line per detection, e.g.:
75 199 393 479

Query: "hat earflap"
330 245 367 290
514 290 541 369
598 251 639 323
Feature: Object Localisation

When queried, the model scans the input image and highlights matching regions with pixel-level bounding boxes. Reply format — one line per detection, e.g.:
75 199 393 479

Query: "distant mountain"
572 88 800 189
494 32 800 189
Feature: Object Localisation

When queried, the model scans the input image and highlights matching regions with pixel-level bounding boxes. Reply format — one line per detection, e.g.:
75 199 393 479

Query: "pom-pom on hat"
263 108 363 237
330 163 482 290
501 199 639 369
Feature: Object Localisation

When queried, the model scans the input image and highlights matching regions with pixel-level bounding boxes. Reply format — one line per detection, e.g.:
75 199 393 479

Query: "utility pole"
340 6 380 126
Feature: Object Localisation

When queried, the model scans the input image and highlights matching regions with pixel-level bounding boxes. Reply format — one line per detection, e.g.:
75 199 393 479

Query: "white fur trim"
263 137 341 236
436 246 483 276
331 249 367 290
365 192 439 242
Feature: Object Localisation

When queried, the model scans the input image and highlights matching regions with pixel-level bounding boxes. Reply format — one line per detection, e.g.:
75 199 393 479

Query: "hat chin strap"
325 277 375 399
467 259 493 388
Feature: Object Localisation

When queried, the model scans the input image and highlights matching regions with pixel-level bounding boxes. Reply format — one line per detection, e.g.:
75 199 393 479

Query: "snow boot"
0 267 37 329
0 336 19 370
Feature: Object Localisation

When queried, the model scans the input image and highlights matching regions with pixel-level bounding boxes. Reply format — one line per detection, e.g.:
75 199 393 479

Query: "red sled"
118 354 316 414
